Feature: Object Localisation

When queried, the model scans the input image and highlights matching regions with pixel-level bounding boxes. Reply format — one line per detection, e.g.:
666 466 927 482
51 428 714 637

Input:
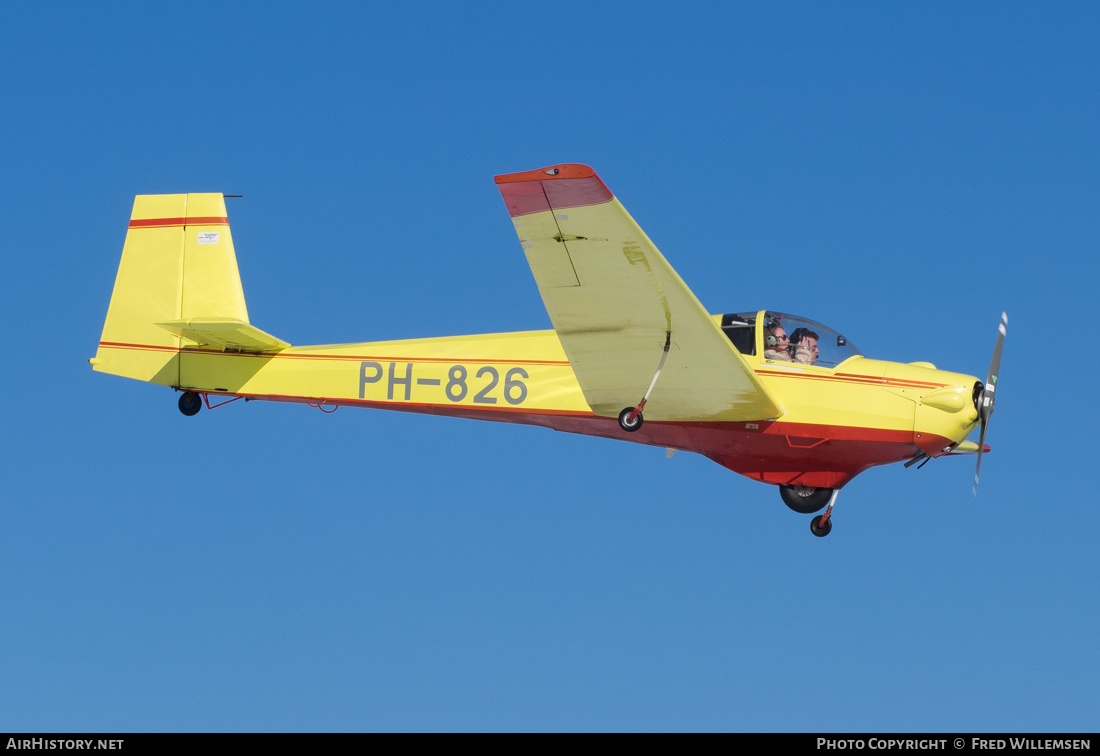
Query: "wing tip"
495 164 613 218
494 164 596 184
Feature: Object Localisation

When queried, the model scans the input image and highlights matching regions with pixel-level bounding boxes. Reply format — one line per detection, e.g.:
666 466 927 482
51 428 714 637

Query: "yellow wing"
496 164 783 422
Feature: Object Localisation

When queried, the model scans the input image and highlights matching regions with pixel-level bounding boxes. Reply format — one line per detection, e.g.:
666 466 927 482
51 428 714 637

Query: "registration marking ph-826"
359 361 529 405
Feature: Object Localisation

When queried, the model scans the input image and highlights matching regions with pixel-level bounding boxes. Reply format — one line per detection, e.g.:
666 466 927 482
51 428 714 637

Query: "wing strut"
619 331 671 431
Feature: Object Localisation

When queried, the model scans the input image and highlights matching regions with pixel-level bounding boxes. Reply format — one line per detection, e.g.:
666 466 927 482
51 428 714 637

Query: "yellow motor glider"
91 164 1006 537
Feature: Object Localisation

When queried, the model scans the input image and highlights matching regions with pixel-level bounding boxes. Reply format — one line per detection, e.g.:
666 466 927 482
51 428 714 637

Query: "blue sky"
1 2 1097 732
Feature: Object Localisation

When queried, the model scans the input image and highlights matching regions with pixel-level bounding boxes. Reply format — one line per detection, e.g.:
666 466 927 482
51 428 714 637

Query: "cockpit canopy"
720 311 862 368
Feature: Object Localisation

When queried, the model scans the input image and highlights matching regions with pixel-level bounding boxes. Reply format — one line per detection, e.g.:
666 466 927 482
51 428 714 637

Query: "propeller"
973 311 1008 496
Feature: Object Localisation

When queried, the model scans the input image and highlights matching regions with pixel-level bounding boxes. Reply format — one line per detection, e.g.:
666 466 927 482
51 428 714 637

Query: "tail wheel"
779 485 833 514
810 515 833 537
178 391 202 417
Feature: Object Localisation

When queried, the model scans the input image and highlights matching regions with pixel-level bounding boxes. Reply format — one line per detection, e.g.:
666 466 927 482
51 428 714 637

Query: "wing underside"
496 164 782 423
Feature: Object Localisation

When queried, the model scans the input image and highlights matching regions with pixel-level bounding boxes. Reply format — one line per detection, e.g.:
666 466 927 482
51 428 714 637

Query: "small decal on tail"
197 232 220 245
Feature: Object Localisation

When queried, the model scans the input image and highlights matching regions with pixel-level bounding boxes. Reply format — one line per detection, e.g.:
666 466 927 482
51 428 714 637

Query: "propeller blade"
972 419 989 496
972 312 1007 497
984 311 1008 414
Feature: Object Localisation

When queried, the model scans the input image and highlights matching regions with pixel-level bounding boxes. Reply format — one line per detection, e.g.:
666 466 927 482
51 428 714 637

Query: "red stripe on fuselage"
758 369 948 390
128 216 229 228
97 341 571 366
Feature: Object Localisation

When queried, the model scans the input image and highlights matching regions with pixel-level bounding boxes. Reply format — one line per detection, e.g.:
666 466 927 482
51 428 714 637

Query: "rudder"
91 193 249 386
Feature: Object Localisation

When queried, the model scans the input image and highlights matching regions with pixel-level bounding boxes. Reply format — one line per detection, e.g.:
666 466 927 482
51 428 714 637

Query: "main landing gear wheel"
618 407 643 432
178 391 202 417
779 485 833 514
810 515 832 537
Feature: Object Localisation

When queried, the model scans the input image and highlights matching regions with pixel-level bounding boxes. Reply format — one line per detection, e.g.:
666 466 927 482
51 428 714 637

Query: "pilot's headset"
765 321 783 347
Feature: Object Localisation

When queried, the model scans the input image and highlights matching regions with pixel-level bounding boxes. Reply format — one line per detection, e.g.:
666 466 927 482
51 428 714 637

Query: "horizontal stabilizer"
156 318 290 352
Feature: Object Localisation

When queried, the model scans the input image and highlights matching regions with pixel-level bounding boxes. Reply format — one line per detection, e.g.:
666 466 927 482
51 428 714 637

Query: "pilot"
763 323 792 361
790 328 820 364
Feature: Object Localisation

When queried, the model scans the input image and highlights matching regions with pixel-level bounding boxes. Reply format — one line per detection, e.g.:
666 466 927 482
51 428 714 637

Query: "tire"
810 515 833 537
617 407 643 432
779 485 832 514
178 391 202 417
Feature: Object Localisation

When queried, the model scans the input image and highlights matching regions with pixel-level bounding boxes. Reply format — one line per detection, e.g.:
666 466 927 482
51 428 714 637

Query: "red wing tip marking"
494 164 596 183
496 166 614 218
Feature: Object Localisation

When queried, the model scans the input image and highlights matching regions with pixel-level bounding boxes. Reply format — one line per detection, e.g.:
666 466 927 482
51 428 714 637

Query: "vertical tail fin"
91 193 253 385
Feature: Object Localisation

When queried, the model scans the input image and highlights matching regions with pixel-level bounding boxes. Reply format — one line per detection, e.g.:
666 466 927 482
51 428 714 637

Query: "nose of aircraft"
913 378 982 456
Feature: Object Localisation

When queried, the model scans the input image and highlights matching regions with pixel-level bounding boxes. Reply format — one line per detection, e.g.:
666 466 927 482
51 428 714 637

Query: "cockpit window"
720 310 861 367
720 312 757 355
763 312 862 368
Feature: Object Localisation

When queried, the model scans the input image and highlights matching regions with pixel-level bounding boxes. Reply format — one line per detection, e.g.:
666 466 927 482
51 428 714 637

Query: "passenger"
763 323 792 361
790 327 820 364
